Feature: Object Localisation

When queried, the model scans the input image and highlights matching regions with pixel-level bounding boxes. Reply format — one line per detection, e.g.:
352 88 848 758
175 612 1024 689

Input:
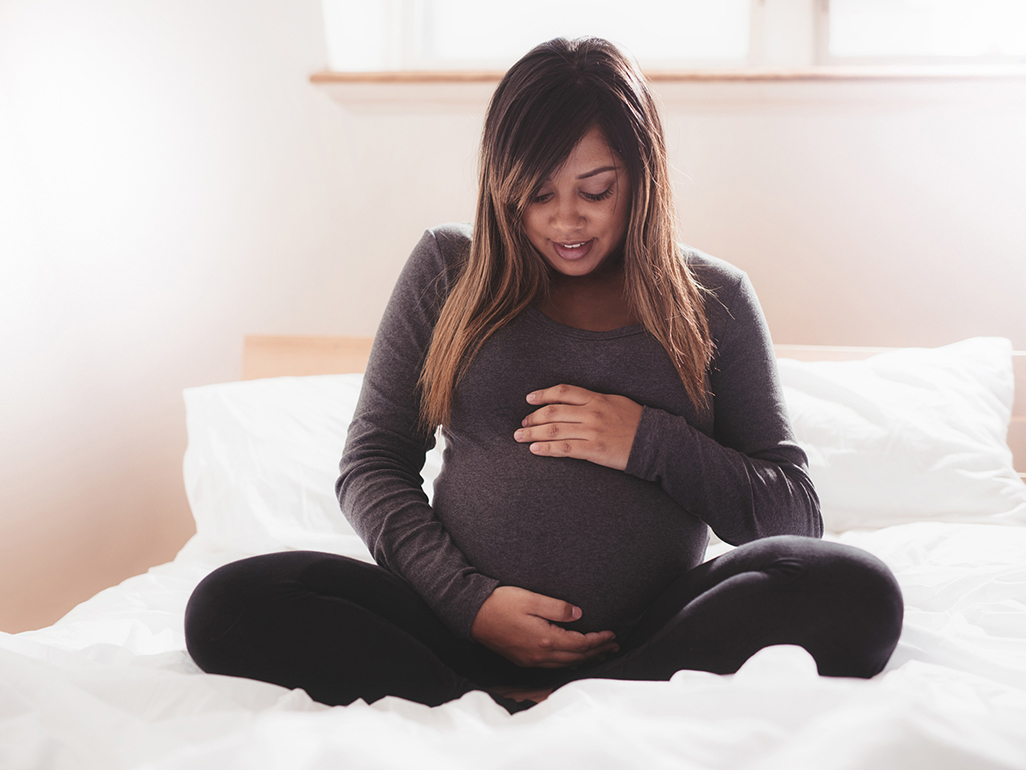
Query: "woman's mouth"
552 239 595 261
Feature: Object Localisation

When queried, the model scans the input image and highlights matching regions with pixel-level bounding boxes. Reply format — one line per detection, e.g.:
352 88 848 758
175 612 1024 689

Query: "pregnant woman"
185 37 903 712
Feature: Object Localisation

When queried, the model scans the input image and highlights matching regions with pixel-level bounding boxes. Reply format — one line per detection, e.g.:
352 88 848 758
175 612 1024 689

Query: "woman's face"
522 125 631 279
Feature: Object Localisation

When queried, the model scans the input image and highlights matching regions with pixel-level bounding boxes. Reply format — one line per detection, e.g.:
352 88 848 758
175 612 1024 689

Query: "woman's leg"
579 536 903 683
184 551 532 708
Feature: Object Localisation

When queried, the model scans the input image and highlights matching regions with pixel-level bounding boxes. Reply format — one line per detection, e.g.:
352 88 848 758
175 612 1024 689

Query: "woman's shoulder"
396 223 472 301
411 222 472 275
426 222 473 254
680 244 747 294
680 245 759 343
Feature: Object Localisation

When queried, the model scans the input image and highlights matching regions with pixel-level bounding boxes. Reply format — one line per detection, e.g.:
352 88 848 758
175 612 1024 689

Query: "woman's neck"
536 268 639 332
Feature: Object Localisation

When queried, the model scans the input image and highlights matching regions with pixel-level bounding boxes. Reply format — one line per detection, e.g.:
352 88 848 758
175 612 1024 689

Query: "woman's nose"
552 196 584 231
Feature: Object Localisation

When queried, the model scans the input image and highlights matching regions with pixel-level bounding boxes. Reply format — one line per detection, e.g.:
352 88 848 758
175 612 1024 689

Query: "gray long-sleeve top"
337 223 822 640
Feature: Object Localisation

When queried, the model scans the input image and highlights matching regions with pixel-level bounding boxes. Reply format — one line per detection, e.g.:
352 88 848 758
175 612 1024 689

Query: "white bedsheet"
4 522 1026 770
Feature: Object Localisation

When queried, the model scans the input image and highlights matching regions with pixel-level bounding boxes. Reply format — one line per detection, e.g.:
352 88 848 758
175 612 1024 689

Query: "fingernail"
529 443 540 453
571 606 582 620
526 393 536 403
514 430 523 441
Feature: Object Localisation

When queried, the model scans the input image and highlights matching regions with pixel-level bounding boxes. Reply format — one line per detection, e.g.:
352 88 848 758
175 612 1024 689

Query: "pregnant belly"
431 451 708 636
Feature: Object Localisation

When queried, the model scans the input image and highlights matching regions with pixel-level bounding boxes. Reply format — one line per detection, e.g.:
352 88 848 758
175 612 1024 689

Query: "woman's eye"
583 187 615 202
532 186 614 204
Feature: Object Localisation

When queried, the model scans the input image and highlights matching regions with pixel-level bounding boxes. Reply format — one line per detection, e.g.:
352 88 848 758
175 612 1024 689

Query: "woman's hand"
470 586 618 668
514 384 643 471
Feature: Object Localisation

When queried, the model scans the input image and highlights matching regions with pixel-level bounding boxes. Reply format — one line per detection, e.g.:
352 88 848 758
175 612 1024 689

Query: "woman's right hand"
470 586 618 668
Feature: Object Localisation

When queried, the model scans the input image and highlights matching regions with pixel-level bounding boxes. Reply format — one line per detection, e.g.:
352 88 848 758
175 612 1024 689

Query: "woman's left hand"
514 384 643 471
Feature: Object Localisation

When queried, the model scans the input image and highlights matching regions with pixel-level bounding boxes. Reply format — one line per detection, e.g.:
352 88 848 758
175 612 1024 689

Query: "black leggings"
184 536 903 711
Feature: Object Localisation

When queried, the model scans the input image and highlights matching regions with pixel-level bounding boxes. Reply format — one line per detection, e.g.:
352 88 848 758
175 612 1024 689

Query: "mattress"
3 337 1026 769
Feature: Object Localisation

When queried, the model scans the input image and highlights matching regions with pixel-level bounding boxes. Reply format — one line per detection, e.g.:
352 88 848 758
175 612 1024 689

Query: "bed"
3 334 1026 770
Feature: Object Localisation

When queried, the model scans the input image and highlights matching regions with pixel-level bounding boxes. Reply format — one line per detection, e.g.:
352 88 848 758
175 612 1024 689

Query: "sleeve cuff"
625 405 679 484
439 573 501 640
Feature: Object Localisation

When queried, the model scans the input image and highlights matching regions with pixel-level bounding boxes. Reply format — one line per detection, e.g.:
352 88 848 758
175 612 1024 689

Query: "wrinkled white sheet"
3 523 1026 770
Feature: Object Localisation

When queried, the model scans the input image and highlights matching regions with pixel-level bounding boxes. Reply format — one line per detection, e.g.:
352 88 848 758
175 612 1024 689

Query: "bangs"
485 64 648 220
489 75 602 215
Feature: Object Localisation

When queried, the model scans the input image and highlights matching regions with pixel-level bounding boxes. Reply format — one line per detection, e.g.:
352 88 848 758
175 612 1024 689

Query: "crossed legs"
184 536 903 711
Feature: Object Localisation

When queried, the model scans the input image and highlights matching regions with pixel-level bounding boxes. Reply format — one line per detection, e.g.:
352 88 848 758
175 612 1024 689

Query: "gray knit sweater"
337 223 821 640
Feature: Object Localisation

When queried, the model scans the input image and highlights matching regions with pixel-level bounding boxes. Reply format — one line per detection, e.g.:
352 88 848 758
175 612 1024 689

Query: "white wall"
2 0 1024 631
0 0 361 630
658 78 1026 347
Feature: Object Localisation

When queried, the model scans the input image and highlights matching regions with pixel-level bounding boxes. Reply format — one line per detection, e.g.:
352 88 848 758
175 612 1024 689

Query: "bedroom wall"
1 0 1024 632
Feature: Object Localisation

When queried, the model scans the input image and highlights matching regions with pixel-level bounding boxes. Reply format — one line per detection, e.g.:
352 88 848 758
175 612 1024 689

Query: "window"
321 0 754 71
320 0 1026 73
822 0 1026 63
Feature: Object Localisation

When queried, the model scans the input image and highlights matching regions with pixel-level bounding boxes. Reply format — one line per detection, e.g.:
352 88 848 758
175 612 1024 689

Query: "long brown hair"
418 37 713 432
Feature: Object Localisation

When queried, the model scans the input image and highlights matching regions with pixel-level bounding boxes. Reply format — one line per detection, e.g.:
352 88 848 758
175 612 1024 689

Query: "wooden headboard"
242 335 374 380
242 334 1026 477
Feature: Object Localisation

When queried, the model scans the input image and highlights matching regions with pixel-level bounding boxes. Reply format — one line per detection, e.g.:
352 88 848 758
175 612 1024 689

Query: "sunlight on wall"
1 2 213 394
0 0 346 631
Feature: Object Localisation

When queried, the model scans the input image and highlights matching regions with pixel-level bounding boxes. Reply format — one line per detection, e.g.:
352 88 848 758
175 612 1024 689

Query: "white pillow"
182 338 1024 553
778 337 1026 532
182 374 445 554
